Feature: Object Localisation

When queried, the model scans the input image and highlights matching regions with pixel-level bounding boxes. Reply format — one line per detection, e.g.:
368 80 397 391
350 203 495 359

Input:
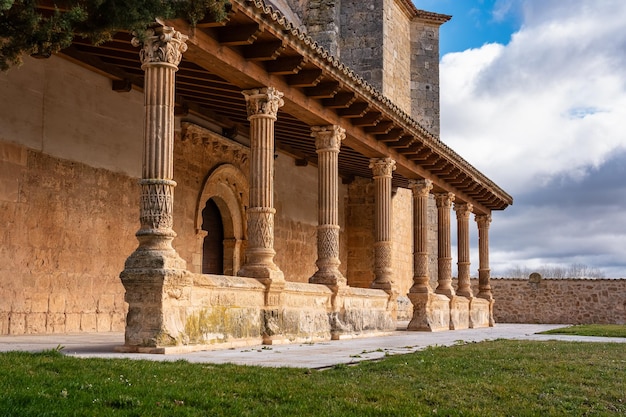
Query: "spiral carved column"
369 157 396 293
310 126 346 286
238 87 285 284
435 192 455 297
455 203 473 298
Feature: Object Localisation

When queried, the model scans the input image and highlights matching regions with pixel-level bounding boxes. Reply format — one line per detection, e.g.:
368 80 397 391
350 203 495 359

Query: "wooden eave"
52 0 511 213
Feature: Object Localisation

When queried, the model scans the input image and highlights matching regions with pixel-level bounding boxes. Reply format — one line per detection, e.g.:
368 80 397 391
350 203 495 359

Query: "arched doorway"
195 164 249 276
201 198 224 274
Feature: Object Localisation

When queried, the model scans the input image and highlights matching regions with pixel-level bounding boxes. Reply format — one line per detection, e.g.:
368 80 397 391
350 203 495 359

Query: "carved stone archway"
195 164 249 276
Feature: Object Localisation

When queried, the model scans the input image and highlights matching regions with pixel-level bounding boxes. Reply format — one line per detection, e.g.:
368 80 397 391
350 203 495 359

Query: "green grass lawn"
1 340 625 416
541 324 626 338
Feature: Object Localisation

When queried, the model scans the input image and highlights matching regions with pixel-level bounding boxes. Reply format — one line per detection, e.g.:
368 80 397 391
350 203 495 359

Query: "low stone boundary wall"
488 278 626 325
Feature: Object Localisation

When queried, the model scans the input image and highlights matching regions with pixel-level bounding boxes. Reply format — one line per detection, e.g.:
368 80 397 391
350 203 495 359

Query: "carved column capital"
369 157 396 178
132 23 188 69
242 87 284 119
312 125 345 152
408 178 433 197
435 192 455 209
475 213 492 229
454 202 473 219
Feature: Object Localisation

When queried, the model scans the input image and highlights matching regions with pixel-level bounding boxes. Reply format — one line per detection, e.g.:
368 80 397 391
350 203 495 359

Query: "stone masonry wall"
392 187 413 295
339 0 384 91
468 278 626 325
300 0 340 57
0 141 134 334
411 19 443 136
0 56 144 335
382 0 412 114
347 180 415 296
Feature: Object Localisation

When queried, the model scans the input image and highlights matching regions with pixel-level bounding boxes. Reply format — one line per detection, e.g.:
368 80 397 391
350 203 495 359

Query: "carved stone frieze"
181 123 250 173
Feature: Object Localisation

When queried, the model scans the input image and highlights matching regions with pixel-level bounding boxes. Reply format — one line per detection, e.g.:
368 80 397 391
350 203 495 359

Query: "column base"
238 264 285 284
469 297 491 328
449 295 470 330
407 292 450 332
120 248 191 348
309 270 347 286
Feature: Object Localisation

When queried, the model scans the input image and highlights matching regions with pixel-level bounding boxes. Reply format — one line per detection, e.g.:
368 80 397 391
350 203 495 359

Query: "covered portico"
60 0 511 351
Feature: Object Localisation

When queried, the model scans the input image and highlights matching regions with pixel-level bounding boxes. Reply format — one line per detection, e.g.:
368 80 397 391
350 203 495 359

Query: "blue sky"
414 0 626 277
416 0 521 55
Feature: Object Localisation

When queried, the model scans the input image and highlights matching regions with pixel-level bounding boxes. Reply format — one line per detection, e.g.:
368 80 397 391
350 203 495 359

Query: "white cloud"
439 0 626 277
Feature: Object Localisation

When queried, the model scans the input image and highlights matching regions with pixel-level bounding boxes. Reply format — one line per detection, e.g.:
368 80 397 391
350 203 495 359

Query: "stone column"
435 192 455 297
120 23 189 349
475 213 494 327
238 87 285 284
310 125 346 286
455 202 473 298
408 180 451 331
369 157 396 293
408 179 433 294
475 214 493 300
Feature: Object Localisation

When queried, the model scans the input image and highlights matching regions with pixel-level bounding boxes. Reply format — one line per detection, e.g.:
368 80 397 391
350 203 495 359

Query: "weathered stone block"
65 313 81 332
26 313 47 334
450 296 470 330
81 313 97 332
470 297 490 328
8 313 25 335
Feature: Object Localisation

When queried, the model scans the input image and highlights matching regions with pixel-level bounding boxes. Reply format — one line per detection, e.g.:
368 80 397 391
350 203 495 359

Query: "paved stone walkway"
1 324 625 369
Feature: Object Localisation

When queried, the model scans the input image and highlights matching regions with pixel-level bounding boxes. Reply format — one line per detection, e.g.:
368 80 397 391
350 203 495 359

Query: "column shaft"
409 179 433 293
435 193 455 297
455 203 473 297
310 126 346 286
476 214 493 299
369 157 396 292
131 27 187 243
238 87 285 282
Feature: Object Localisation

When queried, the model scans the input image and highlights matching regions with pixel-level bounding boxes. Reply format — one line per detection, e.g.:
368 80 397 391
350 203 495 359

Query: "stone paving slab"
1 324 625 369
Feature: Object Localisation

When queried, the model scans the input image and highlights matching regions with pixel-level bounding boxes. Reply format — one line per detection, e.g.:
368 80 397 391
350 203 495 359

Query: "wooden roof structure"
56 0 512 214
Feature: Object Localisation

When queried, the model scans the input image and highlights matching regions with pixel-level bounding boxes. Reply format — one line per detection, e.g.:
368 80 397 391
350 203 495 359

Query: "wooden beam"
364 121 394 134
264 56 305 74
322 92 357 108
175 19 492 213
217 24 260 45
377 129 405 143
353 112 383 127
337 102 369 118
286 69 323 87
242 41 284 61
304 82 340 98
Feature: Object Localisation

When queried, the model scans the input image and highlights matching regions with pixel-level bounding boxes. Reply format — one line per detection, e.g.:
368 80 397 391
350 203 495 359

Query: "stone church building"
0 0 512 351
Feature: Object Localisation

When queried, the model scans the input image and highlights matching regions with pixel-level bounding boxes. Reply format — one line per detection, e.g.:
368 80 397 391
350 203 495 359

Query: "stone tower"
277 0 450 137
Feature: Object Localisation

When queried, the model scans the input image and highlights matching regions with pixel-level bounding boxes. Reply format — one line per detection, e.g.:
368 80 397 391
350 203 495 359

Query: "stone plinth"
469 297 490 328
407 293 450 332
449 296 470 330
